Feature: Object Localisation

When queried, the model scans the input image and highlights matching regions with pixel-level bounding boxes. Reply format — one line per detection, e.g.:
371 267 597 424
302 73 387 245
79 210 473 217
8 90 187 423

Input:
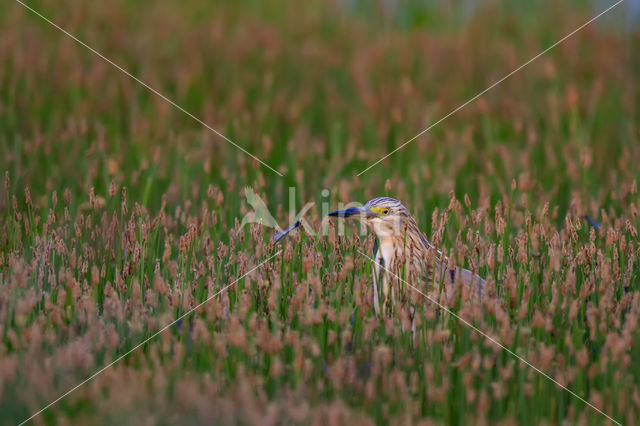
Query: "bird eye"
382 208 389 215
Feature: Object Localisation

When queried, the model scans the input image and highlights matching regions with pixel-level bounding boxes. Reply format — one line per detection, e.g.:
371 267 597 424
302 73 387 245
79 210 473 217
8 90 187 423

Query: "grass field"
1 0 640 424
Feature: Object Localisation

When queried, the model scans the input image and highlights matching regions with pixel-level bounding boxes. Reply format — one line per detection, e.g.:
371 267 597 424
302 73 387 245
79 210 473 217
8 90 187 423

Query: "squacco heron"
329 197 485 315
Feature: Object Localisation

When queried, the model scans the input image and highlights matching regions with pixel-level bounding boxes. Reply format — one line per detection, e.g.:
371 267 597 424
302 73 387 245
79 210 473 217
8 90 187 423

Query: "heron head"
328 197 411 238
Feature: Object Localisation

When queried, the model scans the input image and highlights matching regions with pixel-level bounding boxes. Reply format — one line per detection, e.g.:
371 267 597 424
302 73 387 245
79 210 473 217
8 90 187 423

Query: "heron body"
329 197 485 315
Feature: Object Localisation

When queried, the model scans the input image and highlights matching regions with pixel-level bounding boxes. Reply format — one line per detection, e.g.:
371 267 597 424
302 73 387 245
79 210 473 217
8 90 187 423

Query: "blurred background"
1 0 638 227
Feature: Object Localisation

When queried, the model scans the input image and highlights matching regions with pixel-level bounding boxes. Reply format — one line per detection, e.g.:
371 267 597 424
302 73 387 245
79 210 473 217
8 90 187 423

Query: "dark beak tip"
328 207 364 218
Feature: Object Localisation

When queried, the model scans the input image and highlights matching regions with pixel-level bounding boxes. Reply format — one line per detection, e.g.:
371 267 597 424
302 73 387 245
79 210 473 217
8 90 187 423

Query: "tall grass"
1 0 639 424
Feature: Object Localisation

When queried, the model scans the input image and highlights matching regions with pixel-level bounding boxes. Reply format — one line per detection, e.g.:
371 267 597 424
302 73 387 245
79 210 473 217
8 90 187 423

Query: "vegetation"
1 0 639 424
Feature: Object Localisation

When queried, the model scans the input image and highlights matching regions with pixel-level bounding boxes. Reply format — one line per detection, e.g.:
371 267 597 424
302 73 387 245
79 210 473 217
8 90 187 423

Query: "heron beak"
328 206 371 218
